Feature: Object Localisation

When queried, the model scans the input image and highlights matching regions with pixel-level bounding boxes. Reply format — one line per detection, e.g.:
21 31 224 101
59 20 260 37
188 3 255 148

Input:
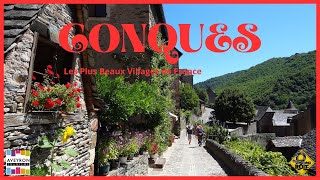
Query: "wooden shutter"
23 32 39 113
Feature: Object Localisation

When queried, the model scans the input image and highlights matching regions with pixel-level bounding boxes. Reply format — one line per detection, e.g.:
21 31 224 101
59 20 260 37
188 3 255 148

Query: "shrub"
223 140 296 176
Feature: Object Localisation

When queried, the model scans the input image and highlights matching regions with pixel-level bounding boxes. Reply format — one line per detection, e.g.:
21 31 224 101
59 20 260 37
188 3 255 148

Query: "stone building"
206 87 216 104
86 4 182 113
289 99 316 136
4 3 181 176
257 101 299 137
179 69 194 86
4 4 100 176
266 136 302 160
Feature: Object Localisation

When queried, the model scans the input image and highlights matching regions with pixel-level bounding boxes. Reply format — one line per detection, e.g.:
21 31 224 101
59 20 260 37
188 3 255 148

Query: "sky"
163 4 316 84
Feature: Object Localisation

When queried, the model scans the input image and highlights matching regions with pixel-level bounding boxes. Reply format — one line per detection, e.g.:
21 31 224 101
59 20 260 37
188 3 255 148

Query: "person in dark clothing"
187 126 193 144
196 125 204 146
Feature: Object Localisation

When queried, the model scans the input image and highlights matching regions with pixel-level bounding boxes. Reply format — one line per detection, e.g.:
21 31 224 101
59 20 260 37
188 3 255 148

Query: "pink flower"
32 76 36 81
50 81 55 85
47 65 52 69
56 73 60 79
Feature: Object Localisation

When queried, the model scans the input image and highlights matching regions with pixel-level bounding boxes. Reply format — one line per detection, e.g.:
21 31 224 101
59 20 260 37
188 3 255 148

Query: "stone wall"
205 139 269 176
87 4 151 82
229 122 257 136
4 30 34 114
4 112 91 175
108 153 149 176
238 133 276 147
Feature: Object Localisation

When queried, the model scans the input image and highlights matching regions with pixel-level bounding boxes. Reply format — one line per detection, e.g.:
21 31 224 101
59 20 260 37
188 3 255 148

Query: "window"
32 37 74 85
88 4 107 17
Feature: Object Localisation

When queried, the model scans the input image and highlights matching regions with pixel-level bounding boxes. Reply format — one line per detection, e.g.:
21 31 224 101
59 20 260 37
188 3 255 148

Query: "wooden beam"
23 31 39 113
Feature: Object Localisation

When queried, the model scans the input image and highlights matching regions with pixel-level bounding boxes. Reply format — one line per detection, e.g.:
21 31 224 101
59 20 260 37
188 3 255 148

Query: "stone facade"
4 4 97 176
4 30 34 113
108 153 149 176
87 4 151 82
4 112 91 175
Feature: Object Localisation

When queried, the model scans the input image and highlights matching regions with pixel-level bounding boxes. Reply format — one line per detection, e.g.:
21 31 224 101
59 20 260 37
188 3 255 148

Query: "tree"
194 86 209 104
180 83 199 111
213 89 255 125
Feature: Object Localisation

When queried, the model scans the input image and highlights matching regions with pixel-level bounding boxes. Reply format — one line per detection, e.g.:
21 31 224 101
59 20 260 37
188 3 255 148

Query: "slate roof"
286 100 298 110
270 136 302 148
254 106 272 121
4 4 44 53
272 110 297 126
300 129 316 175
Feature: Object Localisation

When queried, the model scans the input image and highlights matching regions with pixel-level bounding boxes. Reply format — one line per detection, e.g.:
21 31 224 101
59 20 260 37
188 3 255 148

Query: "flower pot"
150 154 156 159
119 156 127 164
99 163 110 175
139 147 145 155
128 154 134 160
110 160 120 170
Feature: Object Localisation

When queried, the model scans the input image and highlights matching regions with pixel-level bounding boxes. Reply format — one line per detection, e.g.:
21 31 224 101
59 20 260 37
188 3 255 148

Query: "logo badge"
289 149 314 175
5 149 30 176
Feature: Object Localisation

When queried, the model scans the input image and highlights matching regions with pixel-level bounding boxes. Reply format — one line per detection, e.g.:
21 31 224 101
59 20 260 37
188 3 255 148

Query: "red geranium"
152 144 158 154
33 100 39 106
77 88 82 92
46 69 54 76
69 93 74 97
47 88 51 92
44 101 55 109
65 82 71 89
73 82 77 86
47 65 52 69
76 103 81 108
32 91 38 97
56 73 60 79
32 76 36 81
76 96 80 101
56 99 62 105
46 98 52 103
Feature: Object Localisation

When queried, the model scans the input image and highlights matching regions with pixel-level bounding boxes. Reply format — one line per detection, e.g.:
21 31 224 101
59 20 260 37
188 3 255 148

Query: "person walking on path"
187 126 193 144
196 125 204 146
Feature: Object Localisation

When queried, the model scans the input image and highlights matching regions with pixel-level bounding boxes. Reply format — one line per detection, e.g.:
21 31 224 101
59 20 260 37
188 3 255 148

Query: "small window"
89 4 107 17
32 38 73 85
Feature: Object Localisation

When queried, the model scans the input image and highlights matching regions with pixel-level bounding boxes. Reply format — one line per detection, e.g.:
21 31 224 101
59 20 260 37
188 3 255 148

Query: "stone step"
154 158 166 169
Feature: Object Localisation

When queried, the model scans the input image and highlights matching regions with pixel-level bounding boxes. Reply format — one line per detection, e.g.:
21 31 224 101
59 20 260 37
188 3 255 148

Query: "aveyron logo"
5 149 30 176
289 149 314 175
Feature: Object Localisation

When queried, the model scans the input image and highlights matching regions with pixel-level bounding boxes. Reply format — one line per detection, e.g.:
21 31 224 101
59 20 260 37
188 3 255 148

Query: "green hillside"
196 51 316 110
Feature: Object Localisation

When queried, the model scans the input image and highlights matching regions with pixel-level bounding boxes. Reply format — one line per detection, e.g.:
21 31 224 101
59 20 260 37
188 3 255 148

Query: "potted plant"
119 143 130 164
98 139 119 175
139 144 146 155
146 139 158 159
127 139 139 160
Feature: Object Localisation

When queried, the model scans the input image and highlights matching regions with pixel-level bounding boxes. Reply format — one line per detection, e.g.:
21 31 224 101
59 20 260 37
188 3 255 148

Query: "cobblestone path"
148 130 228 176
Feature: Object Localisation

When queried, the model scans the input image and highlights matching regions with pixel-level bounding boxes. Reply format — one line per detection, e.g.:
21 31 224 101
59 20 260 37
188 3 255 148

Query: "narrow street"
148 130 228 176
